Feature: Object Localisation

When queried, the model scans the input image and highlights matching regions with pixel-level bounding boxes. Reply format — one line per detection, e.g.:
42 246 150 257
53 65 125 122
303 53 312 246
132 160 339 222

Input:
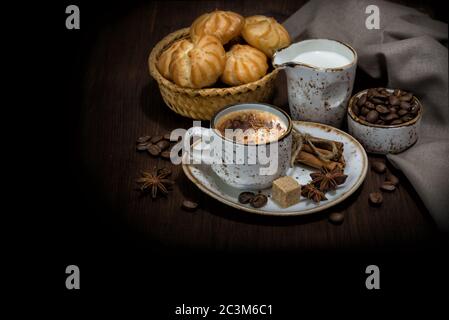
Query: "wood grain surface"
78 0 445 254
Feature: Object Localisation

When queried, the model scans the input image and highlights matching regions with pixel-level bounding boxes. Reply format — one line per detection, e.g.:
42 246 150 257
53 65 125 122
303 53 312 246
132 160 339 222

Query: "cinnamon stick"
295 151 345 171
301 144 342 161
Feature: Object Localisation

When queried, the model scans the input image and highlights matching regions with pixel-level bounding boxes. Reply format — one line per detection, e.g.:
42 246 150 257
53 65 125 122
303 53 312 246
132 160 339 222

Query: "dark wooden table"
77 0 446 256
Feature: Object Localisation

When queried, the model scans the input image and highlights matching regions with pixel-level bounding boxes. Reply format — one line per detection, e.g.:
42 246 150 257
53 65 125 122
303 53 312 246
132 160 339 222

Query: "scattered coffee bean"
156 140 170 151
380 183 396 192
250 194 268 208
352 88 419 126
161 150 171 159
385 173 399 186
137 135 151 143
136 143 150 151
328 212 344 225
182 200 198 211
147 144 161 156
366 110 379 123
163 133 171 141
369 192 383 206
238 192 255 204
150 135 164 144
371 161 386 173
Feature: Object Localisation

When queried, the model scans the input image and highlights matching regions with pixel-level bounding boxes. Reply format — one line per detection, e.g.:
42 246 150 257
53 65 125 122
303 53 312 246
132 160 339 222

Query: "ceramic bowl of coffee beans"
347 88 422 154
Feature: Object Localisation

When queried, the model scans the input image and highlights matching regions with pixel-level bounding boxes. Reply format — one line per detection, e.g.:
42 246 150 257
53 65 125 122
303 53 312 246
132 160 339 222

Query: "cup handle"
185 127 214 165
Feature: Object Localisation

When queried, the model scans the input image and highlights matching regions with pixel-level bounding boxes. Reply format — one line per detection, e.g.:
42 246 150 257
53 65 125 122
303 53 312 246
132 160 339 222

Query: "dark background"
20 0 448 315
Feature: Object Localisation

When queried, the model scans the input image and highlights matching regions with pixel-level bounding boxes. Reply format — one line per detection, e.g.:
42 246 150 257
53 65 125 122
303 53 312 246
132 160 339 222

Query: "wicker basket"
148 28 280 120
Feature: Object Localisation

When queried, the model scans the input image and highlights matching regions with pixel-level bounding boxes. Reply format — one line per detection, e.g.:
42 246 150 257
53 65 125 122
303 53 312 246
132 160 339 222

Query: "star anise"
310 167 347 192
136 167 175 198
301 183 327 203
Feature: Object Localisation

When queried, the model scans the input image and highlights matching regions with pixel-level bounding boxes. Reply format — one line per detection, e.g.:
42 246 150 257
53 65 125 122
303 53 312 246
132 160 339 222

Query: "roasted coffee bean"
389 107 398 114
371 161 386 173
367 88 378 97
182 200 199 211
369 192 383 206
365 101 375 109
360 106 370 116
401 115 414 122
366 110 379 123
328 212 344 225
388 95 400 106
371 98 384 104
355 88 419 126
400 101 411 110
382 113 399 122
238 192 255 204
161 150 171 159
163 133 171 140
376 105 390 114
147 144 161 156
400 93 412 102
150 135 164 144
380 183 396 192
137 135 151 143
372 91 385 99
156 140 170 151
357 94 367 106
136 143 150 151
385 173 399 186
250 194 268 208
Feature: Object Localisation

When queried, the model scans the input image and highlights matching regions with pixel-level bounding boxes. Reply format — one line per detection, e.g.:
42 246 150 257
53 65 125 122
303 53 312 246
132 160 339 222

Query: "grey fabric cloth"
279 0 449 231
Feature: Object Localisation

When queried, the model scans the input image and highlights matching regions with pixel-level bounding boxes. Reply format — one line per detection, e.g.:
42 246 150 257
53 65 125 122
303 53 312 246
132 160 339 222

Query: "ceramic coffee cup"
185 103 293 189
273 39 357 128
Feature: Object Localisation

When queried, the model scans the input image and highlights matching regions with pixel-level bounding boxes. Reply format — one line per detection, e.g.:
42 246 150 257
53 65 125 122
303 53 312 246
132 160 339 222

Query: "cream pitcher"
273 39 357 128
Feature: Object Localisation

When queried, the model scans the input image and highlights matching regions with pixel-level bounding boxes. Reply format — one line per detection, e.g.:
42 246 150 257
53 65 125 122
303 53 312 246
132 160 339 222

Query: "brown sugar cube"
272 176 301 208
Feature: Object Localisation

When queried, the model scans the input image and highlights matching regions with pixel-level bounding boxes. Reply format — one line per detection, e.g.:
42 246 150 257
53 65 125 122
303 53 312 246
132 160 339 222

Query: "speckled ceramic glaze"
186 103 292 190
347 89 423 154
273 39 357 128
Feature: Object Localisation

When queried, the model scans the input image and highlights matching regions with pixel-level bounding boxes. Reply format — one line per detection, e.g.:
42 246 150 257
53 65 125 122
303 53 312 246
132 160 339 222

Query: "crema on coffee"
215 109 287 144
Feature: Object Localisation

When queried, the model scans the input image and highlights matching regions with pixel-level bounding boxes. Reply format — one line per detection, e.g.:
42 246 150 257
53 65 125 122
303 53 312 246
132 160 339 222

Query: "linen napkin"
279 0 449 231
